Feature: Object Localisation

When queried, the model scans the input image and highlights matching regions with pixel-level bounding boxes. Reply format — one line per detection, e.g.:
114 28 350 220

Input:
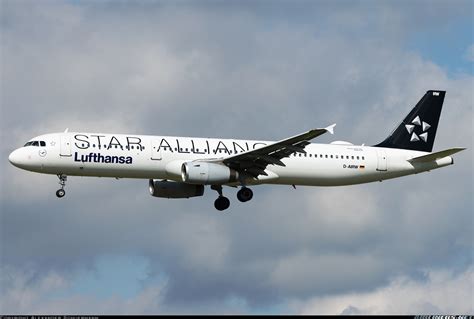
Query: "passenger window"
325 155 328 158
351 156 354 160
40 141 46 147
362 156 365 160
330 155 333 158
336 155 338 159
357 156 360 160
346 156 349 159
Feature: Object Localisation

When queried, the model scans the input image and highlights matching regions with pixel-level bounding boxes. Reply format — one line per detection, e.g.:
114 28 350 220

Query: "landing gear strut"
211 185 230 211
56 174 67 198
237 187 253 202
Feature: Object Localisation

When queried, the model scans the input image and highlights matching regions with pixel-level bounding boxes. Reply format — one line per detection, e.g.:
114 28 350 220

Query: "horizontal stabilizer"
408 147 466 163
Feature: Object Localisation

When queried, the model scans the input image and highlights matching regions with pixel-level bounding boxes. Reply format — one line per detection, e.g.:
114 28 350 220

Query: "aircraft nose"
8 149 24 167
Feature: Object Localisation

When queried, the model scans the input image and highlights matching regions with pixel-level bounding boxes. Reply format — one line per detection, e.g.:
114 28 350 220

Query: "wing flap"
408 147 466 163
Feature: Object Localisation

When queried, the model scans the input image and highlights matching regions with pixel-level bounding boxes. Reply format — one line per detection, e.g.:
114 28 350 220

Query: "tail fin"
374 90 445 152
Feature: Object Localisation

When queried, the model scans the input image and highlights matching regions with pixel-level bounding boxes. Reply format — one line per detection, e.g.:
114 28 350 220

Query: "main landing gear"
56 174 67 198
237 187 253 202
211 185 230 211
211 185 254 211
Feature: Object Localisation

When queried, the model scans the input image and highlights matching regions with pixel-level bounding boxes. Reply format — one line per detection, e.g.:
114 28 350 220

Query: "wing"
217 124 336 178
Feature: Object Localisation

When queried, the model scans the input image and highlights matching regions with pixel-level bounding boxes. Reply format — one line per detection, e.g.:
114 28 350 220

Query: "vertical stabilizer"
375 90 445 152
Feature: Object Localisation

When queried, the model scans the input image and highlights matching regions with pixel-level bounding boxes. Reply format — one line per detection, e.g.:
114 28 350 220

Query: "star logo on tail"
405 115 431 142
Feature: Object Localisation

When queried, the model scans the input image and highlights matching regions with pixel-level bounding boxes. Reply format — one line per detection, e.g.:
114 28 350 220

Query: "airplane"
8 90 465 211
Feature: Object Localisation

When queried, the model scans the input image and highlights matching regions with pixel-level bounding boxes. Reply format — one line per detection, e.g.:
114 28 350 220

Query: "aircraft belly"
268 161 380 186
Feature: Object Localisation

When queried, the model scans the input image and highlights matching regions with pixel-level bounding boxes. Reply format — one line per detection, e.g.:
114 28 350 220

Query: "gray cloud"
294 266 474 314
1 0 472 314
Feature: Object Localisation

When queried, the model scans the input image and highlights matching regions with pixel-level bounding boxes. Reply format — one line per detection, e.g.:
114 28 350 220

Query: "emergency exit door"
60 134 72 157
376 149 387 171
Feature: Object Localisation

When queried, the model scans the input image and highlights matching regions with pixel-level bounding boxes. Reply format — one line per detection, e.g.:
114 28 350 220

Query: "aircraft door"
376 149 387 171
151 139 162 160
60 134 72 157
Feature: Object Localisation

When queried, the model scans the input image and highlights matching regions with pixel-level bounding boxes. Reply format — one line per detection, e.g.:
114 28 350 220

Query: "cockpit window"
24 141 46 147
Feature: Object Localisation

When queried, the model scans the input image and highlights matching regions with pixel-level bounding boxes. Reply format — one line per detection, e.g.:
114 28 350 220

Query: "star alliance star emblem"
405 115 430 142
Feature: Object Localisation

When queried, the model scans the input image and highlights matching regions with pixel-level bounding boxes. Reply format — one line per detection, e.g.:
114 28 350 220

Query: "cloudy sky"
1 0 473 314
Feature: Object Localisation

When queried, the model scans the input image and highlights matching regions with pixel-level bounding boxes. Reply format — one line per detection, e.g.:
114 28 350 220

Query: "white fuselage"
9 132 453 186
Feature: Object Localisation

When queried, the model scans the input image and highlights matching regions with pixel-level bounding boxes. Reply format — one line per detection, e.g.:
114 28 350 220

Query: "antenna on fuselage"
64 128 69 133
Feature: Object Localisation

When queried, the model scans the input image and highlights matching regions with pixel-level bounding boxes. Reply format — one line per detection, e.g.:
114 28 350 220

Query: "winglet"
325 123 336 135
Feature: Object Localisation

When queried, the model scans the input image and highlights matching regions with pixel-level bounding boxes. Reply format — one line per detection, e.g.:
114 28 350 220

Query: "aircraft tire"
237 187 253 202
214 196 230 211
56 189 65 198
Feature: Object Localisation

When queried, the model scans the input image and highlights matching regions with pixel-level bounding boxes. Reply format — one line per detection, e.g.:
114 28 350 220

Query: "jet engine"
181 162 239 184
149 179 204 198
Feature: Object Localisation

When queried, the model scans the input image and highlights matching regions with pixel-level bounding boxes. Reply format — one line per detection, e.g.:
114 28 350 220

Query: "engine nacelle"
149 179 204 199
181 162 239 185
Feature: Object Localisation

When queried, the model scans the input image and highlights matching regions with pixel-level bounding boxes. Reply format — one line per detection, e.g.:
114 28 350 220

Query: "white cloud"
293 266 474 314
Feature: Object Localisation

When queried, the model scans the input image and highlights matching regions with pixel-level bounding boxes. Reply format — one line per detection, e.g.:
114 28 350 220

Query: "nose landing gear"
56 174 67 198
